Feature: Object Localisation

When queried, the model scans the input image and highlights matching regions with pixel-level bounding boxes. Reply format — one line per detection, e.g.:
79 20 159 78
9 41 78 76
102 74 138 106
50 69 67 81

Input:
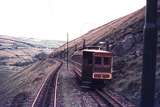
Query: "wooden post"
141 0 158 107
67 33 69 71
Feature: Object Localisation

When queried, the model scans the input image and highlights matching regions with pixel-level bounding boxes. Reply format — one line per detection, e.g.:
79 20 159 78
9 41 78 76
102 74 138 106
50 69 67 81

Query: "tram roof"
83 49 112 54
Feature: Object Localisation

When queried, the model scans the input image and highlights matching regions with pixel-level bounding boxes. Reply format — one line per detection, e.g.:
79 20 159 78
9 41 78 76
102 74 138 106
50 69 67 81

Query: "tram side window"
104 57 110 65
95 57 102 64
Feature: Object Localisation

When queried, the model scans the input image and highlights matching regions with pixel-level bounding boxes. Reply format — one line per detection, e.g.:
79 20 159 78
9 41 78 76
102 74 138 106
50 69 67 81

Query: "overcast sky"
0 0 145 41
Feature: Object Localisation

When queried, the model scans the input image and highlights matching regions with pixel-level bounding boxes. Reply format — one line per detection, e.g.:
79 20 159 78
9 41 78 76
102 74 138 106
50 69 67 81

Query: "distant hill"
0 35 64 106
34 39 65 49
0 35 65 85
16 37 66 48
0 35 65 48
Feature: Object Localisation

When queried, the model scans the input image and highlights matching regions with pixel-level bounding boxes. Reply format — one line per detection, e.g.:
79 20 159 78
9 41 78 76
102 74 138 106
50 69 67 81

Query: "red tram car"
81 48 113 88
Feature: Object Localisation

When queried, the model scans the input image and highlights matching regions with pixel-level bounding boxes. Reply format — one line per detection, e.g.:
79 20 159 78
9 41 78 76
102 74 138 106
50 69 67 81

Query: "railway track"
71 59 135 107
31 59 63 107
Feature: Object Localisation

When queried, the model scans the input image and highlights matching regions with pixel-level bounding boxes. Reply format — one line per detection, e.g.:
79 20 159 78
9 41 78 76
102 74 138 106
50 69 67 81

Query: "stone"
34 52 48 60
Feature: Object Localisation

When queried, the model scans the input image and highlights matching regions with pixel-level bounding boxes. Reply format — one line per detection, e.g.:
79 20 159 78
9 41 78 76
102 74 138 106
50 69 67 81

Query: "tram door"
82 51 93 81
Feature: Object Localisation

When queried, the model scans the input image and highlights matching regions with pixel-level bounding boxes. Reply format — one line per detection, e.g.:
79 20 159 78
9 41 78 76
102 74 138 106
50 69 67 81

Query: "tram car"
81 48 113 88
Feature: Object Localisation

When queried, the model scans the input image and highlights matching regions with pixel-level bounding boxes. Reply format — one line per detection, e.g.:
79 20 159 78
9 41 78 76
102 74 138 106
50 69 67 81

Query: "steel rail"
31 60 63 107
95 89 124 107
53 67 60 107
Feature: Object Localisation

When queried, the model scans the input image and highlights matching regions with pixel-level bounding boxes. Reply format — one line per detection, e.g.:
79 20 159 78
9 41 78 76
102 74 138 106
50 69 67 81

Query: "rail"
31 60 63 107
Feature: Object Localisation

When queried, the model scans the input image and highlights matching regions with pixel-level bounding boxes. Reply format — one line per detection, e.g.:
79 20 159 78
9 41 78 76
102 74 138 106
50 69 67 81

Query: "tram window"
88 57 93 64
104 57 110 65
83 52 93 64
95 57 102 64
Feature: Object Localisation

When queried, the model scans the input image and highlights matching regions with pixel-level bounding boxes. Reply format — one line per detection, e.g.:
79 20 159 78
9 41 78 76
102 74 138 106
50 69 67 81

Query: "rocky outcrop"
34 52 48 60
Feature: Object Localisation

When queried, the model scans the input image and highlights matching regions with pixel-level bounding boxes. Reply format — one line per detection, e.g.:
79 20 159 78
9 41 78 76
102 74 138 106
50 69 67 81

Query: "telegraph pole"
141 0 158 107
67 32 69 71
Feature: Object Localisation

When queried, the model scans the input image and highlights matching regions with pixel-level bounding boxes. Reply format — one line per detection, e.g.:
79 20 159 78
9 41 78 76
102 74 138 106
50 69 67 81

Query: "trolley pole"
67 32 69 71
105 41 109 51
83 39 86 49
141 0 158 107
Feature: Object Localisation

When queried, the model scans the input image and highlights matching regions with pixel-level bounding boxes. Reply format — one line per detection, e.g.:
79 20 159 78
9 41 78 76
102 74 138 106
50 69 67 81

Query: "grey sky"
0 0 145 41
